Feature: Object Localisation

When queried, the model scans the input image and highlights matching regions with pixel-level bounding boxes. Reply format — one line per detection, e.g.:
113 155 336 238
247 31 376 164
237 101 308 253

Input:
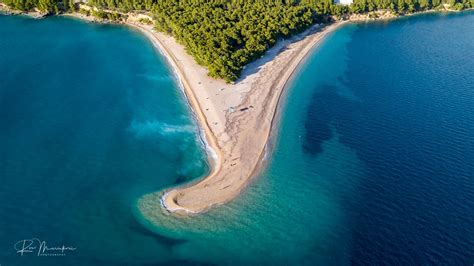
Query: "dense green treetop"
150 0 472 81
152 1 318 81
1 0 472 81
1 0 66 13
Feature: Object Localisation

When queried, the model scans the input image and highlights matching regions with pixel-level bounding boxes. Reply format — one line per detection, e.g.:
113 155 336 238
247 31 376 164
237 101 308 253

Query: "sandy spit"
126 20 347 215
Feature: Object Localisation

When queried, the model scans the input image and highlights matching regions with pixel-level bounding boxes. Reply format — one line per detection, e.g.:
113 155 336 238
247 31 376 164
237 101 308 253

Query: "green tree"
398 0 407 11
68 0 76 11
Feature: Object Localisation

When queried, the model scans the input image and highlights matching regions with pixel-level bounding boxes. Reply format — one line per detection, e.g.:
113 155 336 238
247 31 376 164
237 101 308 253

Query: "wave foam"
128 119 195 138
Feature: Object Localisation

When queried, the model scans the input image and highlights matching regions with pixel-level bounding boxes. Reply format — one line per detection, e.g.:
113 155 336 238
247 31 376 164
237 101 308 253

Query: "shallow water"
0 15 207 265
2 11 474 265
138 11 474 265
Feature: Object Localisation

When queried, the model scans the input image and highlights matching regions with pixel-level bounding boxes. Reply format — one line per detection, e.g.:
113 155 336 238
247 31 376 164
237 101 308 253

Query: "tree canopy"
2 0 472 80
1 0 75 13
152 1 319 81
149 0 472 81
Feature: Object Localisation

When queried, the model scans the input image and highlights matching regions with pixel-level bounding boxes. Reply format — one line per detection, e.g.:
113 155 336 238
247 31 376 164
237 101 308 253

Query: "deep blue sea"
1 11 474 265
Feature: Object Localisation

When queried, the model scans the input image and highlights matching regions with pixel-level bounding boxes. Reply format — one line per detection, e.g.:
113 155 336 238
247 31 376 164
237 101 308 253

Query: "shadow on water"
303 84 360 157
302 11 474 264
128 217 187 247
174 175 188 185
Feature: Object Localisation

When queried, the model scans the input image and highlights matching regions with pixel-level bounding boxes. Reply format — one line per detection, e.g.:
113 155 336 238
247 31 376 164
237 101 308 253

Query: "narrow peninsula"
131 21 346 215
2 0 472 216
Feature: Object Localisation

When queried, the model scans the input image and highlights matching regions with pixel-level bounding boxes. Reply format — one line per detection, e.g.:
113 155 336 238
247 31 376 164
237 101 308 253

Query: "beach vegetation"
79 7 90 16
150 0 319 82
87 0 156 12
91 9 123 21
144 0 472 81
138 17 152 25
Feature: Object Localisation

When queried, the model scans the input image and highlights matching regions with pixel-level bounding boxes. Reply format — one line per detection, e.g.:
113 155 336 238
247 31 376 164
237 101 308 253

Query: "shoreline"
126 22 224 214
4 7 471 216
0 7 344 215
128 21 347 215
136 8 472 216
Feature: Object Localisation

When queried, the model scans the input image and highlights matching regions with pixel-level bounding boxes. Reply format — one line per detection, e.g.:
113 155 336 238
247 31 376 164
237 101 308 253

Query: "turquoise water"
2 11 474 265
138 11 474 265
0 15 207 265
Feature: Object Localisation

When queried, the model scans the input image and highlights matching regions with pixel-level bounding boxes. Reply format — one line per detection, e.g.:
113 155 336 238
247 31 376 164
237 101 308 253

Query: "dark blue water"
342 13 474 265
302 12 474 264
